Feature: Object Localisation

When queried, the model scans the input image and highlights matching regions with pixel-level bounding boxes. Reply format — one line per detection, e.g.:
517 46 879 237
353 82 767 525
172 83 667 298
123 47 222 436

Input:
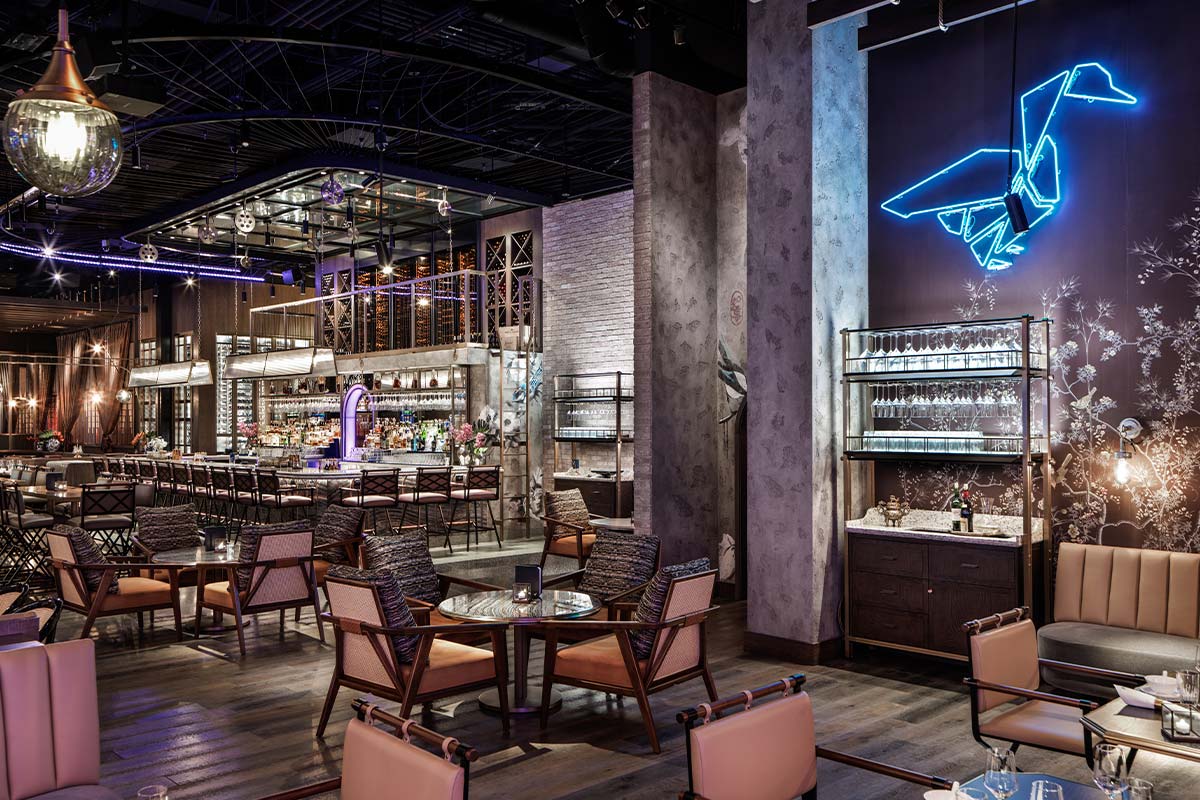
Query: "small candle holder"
203 525 227 552
512 582 533 603
1161 702 1200 742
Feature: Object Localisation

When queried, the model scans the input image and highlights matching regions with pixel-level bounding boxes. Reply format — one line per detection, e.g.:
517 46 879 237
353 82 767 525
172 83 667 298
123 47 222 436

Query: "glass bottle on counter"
950 481 963 510
960 489 974 533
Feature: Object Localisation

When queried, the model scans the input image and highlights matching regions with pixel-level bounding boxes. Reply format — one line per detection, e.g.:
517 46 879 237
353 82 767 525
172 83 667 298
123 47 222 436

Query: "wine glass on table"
1127 777 1154 800
983 747 1018 800
1093 743 1128 799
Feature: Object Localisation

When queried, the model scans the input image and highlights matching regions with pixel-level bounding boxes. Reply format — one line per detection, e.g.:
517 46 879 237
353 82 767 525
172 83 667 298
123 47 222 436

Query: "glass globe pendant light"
3 7 123 197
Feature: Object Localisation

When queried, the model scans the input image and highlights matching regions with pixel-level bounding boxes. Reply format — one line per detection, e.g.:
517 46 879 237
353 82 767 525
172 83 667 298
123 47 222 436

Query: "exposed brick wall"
541 190 635 484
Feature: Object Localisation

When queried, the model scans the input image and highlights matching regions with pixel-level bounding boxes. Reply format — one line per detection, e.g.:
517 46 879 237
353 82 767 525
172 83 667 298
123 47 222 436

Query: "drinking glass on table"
1127 777 1154 800
983 747 1018 800
1179 668 1200 706
1092 743 1128 799
1029 780 1063 800
137 786 169 800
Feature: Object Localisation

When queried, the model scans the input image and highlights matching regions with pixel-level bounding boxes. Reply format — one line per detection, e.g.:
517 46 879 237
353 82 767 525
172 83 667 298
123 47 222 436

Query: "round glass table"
152 545 243 633
438 589 599 715
589 517 635 534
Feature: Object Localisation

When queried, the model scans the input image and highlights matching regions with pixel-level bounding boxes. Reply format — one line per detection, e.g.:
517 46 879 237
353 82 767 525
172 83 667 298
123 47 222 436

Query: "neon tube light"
880 62 1138 271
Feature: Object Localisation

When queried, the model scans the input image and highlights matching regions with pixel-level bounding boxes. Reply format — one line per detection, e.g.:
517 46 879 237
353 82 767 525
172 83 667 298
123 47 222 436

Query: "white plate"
924 792 957 800
1139 682 1182 701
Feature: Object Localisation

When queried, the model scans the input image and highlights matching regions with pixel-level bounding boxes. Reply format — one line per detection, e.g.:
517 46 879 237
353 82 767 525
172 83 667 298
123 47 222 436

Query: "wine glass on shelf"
983 747 1018 800
1092 743 1128 799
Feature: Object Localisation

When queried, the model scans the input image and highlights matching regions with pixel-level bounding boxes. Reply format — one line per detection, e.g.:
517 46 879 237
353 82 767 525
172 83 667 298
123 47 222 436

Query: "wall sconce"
1114 417 1143 486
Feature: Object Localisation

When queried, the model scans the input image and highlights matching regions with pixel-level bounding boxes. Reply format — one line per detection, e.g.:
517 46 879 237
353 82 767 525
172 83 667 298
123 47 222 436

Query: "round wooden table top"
437 589 599 624
24 485 82 500
152 545 242 565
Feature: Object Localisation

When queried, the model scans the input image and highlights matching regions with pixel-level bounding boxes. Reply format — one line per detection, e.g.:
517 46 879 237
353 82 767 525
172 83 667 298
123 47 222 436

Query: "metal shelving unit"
840 315 1053 659
552 372 633 511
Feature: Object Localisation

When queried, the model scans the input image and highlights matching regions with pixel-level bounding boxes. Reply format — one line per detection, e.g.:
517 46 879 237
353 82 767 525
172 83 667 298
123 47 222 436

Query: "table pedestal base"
477 686 562 716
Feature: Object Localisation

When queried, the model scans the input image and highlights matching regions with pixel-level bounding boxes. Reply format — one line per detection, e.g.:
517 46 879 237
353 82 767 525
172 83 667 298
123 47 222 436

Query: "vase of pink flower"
452 422 490 466
236 421 260 455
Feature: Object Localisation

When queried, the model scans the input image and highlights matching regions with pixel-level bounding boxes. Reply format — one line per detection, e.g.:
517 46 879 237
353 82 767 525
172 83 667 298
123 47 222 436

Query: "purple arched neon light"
340 384 373 460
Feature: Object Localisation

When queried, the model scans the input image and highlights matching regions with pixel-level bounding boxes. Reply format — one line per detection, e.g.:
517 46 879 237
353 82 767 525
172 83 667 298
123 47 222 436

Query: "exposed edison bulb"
87 390 102 405
90 341 104 354
1114 456 1132 486
115 388 132 403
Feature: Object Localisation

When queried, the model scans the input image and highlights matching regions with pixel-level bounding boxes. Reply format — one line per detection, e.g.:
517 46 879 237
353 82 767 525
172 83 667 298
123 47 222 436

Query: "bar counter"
847 507 1040 548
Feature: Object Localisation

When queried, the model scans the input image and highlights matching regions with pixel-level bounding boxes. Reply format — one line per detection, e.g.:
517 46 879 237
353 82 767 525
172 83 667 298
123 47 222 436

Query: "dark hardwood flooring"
59 598 1198 799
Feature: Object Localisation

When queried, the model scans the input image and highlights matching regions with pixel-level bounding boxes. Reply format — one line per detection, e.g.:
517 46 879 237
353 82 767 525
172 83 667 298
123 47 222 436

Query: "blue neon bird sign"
881 63 1137 271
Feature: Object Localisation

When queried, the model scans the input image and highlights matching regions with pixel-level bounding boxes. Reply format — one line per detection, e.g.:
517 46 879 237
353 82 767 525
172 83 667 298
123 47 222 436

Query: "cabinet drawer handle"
880 555 898 562
879 589 897 596
960 562 980 569
881 623 896 630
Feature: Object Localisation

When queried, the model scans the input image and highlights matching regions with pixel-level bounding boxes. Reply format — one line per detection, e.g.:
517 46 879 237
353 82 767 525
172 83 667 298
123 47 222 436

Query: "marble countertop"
848 507 1040 548
552 471 633 483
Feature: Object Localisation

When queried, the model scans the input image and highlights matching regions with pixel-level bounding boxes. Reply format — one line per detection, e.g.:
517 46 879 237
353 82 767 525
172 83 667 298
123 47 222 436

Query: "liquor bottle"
950 481 963 510
960 489 974 534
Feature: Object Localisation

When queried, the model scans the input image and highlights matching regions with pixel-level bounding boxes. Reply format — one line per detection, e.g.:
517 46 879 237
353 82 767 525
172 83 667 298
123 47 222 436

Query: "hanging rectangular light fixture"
222 346 338 380
126 360 214 388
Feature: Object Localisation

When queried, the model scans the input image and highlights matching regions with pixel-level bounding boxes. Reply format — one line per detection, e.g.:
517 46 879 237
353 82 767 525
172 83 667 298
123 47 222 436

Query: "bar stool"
170 462 192 506
68 482 136 555
190 463 213 521
230 468 260 532
154 461 175 505
396 467 453 551
256 469 316 522
17 466 48 512
208 466 235 526
0 483 54 583
448 465 502 550
137 459 157 496
336 469 399 533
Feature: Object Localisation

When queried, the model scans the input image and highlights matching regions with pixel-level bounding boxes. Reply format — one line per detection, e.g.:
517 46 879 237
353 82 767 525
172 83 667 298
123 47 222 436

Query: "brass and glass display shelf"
552 372 633 517
839 315 1053 660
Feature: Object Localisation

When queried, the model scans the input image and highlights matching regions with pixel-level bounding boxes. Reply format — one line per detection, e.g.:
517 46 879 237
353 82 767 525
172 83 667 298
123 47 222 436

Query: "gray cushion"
54 525 118 595
362 532 441 605
29 785 122 799
1038 621 1200 697
134 505 202 553
326 564 419 663
578 532 659 600
630 557 711 659
313 506 363 564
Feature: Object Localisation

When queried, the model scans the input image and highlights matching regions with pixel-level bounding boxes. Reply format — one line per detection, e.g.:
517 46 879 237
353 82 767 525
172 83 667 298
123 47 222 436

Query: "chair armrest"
816 746 954 790
1038 658 1143 687
323 613 510 637
73 562 185 572
542 570 585 589
438 573 504 594
256 778 342 800
604 581 650 605
963 678 1099 710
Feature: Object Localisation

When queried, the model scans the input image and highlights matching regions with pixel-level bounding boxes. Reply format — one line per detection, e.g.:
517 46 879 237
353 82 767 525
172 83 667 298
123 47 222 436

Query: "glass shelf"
845 432 1047 462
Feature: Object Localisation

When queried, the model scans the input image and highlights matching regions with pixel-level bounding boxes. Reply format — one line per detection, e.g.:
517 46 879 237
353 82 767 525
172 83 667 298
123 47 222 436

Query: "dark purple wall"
868 0 1200 551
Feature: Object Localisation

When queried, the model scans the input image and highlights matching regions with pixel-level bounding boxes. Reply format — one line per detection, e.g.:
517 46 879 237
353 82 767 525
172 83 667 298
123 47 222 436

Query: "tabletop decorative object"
512 582 532 603
876 495 911 527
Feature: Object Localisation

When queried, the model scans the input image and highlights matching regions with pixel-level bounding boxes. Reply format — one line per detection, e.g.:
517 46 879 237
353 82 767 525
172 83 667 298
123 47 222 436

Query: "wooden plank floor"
58 599 1198 799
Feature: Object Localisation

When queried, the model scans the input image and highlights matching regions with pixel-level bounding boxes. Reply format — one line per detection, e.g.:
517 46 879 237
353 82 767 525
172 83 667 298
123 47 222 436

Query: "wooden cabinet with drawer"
551 477 634 517
847 531 1037 660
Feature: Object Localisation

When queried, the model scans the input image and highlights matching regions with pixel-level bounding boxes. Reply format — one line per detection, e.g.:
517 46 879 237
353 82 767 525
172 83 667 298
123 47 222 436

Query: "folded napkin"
1115 684 1158 709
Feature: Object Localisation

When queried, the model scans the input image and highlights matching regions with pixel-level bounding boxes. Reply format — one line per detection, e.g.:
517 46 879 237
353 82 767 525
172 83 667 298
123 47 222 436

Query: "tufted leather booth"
0 639 119 800
1041 544 1200 695
1042 542 1200 695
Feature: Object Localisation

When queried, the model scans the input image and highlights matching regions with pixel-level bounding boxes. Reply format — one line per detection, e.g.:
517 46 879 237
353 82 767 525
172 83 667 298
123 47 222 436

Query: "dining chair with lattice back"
396 468 453 550
0 483 54 584
68 483 135 555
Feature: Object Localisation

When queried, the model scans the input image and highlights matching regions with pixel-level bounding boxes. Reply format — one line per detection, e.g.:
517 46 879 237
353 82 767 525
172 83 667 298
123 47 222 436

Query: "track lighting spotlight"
241 290 247 304
606 0 622 18
37 194 47 213
269 284 276 297
301 215 309 235
673 23 686 45
239 119 251 149
633 6 649 29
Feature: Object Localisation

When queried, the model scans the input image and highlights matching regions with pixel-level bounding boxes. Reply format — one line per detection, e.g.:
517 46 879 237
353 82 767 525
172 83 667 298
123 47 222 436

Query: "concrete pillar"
632 72 721 566
744 6 869 660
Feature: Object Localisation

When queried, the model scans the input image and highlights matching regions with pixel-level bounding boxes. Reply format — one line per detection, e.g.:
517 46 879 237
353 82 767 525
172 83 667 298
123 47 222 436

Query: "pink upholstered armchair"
0 638 120 799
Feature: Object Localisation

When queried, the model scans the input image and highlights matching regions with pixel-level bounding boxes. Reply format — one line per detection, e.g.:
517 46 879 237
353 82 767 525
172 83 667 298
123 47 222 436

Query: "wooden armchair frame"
316 576 511 738
195 529 326 656
962 607 1142 769
48 550 185 640
535 569 721 753
537 512 599 569
678 675 953 800
260 699 478 800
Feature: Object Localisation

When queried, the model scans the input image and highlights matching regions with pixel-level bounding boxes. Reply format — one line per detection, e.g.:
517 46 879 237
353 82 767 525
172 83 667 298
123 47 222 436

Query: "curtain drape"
55 330 88 445
94 321 132 445
29 362 53 432
0 361 11 434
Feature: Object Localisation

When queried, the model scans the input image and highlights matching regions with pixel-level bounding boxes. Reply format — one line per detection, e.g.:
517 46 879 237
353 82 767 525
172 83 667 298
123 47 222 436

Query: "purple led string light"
0 241 265 282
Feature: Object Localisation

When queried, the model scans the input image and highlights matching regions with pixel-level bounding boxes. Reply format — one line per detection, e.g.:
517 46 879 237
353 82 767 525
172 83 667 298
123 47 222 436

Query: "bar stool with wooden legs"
337 469 399 533
230 468 261 534
395 467 453 551
447 465 501 550
208 466 235 527
257 469 316 522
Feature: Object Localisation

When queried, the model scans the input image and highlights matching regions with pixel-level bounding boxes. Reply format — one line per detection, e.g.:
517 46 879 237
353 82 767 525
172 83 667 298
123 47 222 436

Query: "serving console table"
840 316 1053 661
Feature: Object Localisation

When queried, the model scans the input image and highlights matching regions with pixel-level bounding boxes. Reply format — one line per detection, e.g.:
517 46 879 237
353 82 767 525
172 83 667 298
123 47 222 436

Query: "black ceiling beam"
858 0 1038 51
806 0 900 29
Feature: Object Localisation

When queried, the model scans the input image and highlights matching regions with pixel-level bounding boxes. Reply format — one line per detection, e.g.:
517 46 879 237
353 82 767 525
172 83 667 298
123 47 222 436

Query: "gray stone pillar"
632 72 721 566
744 6 868 660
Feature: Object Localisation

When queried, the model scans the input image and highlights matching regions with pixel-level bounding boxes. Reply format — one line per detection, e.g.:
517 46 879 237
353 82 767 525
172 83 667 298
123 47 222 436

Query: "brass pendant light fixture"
3 5 123 197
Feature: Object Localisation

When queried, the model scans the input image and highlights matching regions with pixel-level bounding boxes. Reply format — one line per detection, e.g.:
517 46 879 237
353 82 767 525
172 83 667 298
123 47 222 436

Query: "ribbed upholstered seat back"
0 640 101 800
1054 542 1200 638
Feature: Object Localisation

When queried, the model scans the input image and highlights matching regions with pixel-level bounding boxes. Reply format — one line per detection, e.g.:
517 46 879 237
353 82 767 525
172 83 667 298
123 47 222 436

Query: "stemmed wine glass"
983 747 1018 800
1093 743 1128 799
